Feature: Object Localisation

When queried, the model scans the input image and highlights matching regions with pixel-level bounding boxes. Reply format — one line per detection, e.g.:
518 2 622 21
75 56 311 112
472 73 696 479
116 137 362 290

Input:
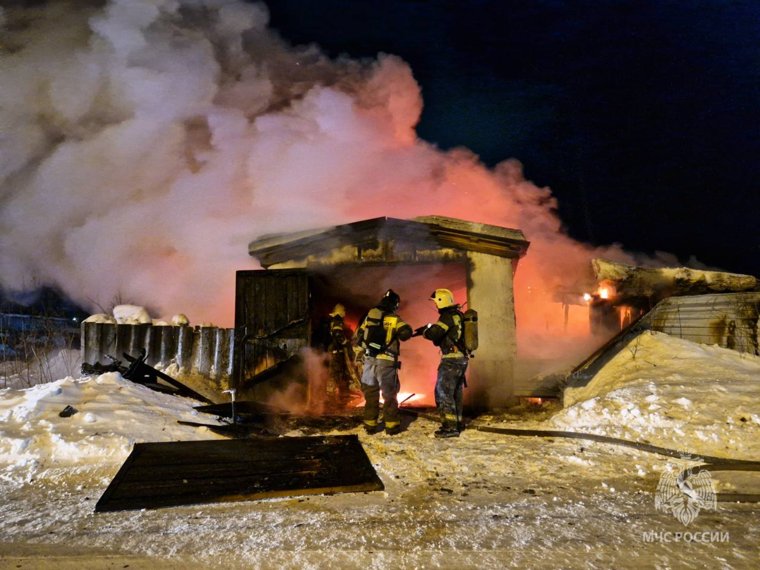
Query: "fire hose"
402 409 760 502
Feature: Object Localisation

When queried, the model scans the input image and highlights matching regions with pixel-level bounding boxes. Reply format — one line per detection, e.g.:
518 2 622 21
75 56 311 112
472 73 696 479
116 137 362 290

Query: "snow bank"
554 332 760 459
0 373 223 482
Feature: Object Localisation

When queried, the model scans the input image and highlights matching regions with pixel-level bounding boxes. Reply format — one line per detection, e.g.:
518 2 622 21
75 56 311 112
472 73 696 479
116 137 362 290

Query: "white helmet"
430 289 456 309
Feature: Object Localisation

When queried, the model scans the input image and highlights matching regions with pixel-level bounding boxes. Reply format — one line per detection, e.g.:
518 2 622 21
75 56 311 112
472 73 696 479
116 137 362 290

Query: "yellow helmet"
430 288 456 309
329 303 346 318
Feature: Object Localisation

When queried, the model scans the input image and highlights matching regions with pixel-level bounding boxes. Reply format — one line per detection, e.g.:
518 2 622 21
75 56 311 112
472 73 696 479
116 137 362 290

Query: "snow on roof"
592 258 759 300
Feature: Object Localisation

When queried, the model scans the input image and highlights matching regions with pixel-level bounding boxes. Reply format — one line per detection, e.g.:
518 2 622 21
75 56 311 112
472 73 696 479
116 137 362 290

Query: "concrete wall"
466 251 516 408
81 322 235 403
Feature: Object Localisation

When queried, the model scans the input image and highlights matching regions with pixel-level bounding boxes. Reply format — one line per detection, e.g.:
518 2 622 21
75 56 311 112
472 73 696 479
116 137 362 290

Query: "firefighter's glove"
412 323 432 337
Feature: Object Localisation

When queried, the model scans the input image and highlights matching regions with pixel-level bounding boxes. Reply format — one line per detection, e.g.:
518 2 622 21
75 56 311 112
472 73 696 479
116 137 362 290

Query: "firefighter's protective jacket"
327 314 349 352
423 306 467 359
355 307 413 361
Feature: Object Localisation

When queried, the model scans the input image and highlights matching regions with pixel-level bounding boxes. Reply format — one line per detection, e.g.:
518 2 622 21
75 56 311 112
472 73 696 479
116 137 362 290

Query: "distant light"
72 317 79 322
599 288 610 300
583 293 592 302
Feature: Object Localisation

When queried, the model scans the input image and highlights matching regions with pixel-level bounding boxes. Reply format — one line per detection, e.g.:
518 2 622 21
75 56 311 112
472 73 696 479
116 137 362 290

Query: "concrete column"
465 251 516 409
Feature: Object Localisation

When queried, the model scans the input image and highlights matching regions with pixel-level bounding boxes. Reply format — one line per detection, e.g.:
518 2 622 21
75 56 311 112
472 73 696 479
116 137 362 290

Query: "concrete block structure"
241 216 529 408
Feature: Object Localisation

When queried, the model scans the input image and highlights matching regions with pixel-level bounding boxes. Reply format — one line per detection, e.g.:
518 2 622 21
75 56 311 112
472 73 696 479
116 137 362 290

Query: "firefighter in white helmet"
420 288 469 438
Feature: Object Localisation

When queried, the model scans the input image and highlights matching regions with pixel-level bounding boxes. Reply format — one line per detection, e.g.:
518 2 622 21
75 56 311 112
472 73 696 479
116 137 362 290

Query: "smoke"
0 0 633 355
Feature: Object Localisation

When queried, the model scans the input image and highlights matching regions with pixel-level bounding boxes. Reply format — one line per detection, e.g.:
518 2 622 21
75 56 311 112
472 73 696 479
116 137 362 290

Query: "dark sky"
265 0 760 277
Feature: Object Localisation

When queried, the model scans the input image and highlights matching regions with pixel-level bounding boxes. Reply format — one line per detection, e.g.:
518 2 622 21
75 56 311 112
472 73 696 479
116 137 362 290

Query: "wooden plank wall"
649 292 760 355
234 270 311 383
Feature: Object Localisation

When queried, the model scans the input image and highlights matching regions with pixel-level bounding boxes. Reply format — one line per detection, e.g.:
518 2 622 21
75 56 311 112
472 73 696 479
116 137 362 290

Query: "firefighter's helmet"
329 303 346 318
379 289 400 311
430 288 456 309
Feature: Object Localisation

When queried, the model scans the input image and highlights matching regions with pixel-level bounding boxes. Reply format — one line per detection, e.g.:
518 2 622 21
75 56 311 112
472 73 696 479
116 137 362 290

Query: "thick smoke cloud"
0 0 631 344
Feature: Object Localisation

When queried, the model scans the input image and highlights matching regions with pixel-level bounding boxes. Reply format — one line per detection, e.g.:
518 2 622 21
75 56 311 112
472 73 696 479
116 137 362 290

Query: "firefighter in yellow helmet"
326 303 353 405
354 289 413 435
421 288 469 438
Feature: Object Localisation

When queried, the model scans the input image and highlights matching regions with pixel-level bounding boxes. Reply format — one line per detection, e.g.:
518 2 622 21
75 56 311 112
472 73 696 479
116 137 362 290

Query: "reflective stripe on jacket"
355 307 412 360
424 307 466 358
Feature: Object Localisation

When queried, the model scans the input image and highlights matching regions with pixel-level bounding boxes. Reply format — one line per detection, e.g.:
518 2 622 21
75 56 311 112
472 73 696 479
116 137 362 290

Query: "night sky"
266 0 760 277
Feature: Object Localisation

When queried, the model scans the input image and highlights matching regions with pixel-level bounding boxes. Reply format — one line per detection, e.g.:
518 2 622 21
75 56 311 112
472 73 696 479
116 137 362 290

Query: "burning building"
237 216 529 409
81 215 529 410
565 260 760 403
583 258 759 336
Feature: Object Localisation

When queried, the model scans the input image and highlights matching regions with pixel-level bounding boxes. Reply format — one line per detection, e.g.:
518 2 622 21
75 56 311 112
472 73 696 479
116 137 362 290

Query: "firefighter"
421 288 469 438
354 289 413 435
326 303 353 405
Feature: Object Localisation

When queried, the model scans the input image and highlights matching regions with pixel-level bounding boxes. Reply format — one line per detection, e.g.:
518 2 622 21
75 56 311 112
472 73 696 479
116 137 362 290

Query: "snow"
558 332 760 459
592 258 759 295
82 313 116 324
112 305 152 325
1 332 759 568
170 313 190 326
0 374 223 480
84 305 191 327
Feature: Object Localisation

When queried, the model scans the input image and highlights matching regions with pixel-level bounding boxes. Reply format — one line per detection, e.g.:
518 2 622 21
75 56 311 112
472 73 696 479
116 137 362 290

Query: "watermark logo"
642 530 730 543
654 457 717 526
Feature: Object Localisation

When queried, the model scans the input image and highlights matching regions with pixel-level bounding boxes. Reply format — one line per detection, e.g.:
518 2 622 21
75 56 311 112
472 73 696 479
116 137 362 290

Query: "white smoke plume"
0 0 632 342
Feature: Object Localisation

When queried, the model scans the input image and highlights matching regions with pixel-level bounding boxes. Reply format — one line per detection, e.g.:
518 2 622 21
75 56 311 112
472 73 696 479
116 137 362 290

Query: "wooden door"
234 269 311 386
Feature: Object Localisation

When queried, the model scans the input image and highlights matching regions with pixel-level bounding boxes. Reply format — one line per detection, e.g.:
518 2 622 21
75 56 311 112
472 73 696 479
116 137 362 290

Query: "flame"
598 280 617 300
583 282 616 302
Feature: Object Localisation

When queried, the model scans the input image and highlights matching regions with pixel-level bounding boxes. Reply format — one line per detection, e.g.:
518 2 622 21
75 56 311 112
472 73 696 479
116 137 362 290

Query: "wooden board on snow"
95 435 383 512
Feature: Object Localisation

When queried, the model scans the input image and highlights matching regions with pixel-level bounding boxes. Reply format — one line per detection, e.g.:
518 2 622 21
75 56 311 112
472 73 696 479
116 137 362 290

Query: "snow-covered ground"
1 332 759 569
558 332 760 459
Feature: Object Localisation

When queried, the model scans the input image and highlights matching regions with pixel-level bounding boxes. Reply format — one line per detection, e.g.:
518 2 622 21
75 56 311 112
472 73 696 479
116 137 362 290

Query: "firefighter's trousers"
360 356 401 429
435 357 468 429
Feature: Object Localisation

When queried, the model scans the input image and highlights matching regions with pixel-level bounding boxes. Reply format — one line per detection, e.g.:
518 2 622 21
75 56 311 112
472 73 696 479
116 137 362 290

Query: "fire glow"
583 283 616 303
391 392 423 406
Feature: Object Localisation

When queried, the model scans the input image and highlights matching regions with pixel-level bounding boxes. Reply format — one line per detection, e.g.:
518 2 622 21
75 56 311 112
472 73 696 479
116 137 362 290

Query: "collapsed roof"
593 258 759 303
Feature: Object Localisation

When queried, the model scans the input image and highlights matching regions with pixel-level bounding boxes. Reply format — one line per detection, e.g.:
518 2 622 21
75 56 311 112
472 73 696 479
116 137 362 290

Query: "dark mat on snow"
95 434 383 512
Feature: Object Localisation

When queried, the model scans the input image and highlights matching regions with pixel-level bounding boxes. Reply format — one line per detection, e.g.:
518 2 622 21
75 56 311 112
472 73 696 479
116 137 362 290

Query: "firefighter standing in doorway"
326 303 354 406
421 289 469 438
354 289 413 435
